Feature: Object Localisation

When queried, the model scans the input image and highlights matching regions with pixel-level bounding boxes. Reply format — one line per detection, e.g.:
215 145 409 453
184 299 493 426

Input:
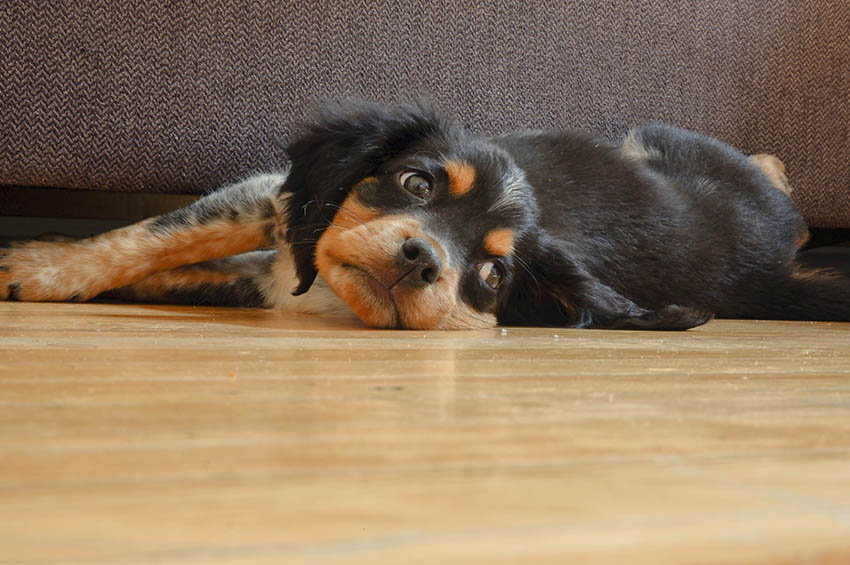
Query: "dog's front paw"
651 305 714 330
609 304 713 331
0 241 94 302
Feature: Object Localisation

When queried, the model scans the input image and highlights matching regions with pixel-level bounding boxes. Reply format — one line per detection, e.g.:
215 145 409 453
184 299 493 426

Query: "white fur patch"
261 247 357 319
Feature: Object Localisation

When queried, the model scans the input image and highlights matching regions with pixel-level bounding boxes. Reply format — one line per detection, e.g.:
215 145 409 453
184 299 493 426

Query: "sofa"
2 1 848 229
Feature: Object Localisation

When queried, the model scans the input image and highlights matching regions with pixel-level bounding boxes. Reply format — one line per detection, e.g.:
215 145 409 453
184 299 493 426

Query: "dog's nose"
399 238 442 287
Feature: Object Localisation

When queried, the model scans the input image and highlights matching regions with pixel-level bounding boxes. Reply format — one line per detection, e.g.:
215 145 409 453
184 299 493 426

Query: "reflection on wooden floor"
1 302 849 563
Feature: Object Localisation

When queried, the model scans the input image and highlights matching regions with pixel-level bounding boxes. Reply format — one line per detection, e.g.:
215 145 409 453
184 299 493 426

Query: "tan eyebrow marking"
331 192 381 230
444 160 476 197
352 176 378 191
483 228 515 257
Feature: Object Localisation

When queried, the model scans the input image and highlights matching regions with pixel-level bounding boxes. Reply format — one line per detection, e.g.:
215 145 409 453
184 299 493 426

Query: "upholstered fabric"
2 1 848 226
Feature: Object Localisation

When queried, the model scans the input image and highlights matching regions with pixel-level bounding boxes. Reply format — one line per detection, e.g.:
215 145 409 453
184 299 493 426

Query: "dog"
2 100 849 330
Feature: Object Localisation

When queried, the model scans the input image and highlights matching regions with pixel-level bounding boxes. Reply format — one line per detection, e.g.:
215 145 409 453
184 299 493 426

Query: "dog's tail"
745 267 850 322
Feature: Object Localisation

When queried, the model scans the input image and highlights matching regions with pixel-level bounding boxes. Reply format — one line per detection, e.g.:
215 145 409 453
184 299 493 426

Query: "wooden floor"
1 302 849 564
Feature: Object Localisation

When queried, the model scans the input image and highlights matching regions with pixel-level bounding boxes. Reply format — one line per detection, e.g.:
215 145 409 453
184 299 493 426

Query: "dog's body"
3 101 849 329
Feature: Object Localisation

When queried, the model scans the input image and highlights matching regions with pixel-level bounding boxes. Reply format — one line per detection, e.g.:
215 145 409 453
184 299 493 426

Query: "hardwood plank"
1 302 849 563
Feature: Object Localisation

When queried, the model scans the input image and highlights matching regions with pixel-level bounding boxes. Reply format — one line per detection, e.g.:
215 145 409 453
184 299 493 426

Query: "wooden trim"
0 186 198 222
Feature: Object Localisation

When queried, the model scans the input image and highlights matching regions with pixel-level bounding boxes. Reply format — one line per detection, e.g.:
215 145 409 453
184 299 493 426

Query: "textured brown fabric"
2 1 848 226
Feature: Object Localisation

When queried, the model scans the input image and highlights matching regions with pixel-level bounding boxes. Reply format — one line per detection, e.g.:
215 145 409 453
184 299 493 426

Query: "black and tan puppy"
2 100 849 329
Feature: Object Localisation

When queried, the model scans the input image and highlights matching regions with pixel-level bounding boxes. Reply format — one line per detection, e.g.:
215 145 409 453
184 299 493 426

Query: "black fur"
150 179 282 236
162 278 266 308
282 101 850 329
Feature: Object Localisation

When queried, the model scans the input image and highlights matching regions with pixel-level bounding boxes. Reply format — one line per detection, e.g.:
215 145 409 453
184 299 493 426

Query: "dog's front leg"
579 279 713 331
1 173 286 302
103 251 276 307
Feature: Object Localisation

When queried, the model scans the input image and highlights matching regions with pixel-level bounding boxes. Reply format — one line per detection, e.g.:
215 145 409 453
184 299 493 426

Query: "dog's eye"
477 261 503 290
399 171 432 198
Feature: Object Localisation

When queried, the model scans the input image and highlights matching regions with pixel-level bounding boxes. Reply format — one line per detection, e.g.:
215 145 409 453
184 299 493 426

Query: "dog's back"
493 124 850 323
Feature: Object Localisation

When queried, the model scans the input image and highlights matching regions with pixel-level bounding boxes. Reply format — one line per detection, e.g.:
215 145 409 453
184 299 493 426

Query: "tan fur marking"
331 193 381 230
750 154 793 196
431 300 496 329
0 217 268 301
483 228 515 257
795 230 811 249
315 210 495 329
150 220 266 272
621 130 661 162
445 160 476 197
314 199 396 327
112 268 241 302
352 176 378 191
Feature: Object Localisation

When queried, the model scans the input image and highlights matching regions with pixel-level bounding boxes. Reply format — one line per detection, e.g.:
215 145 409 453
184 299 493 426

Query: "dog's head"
282 100 573 329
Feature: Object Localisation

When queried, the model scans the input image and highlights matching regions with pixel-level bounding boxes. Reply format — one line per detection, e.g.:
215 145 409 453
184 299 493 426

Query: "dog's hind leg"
749 154 793 196
747 153 811 248
576 278 713 331
1 173 287 302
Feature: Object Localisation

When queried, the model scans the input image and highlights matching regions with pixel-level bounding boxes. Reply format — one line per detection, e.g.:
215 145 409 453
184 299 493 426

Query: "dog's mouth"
327 258 449 329
338 263 403 327
313 215 496 330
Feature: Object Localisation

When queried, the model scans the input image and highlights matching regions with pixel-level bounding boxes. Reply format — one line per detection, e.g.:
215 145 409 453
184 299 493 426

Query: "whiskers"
284 199 373 240
513 253 539 286
320 202 372 230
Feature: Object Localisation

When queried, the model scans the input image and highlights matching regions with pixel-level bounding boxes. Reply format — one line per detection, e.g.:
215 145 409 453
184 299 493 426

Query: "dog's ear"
499 234 591 327
501 234 711 330
281 99 453 295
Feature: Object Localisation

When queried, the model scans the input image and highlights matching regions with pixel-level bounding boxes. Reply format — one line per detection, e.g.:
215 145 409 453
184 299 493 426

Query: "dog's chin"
319 264 496 330
318 264 399 328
